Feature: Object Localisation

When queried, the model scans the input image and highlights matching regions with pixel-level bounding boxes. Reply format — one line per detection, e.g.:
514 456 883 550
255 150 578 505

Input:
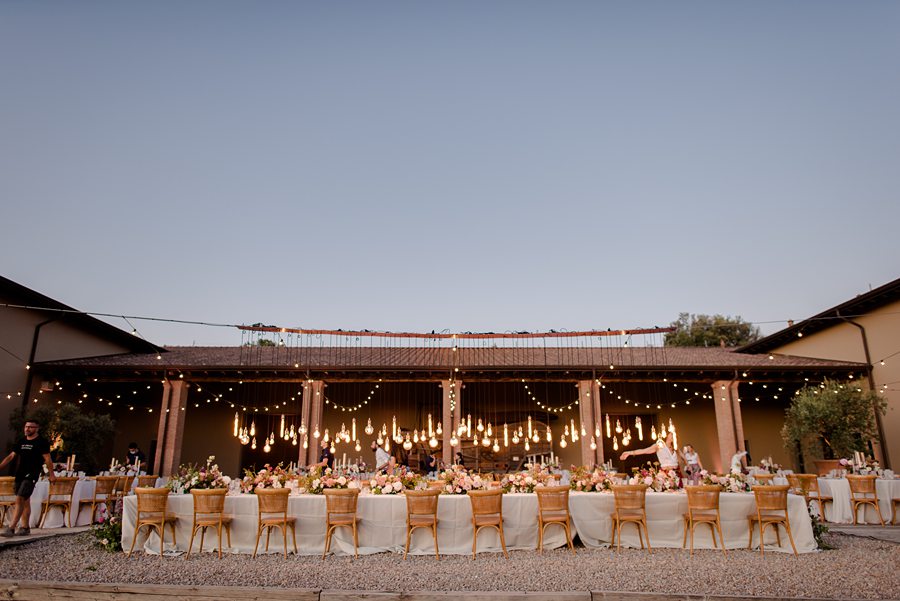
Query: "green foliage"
8 404 116 474
781 379 886 462
664 313 761 347
809 507 832 550
90 503 122 552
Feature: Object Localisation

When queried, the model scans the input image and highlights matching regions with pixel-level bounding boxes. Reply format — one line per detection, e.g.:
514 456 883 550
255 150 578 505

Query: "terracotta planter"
813 459 842 476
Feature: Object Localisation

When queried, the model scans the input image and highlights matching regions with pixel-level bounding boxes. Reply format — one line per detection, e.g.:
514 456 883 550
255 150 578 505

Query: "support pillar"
440 380 453 467
712 380 744 472
154 380 188 477
577 380 599 467
305 380 325 466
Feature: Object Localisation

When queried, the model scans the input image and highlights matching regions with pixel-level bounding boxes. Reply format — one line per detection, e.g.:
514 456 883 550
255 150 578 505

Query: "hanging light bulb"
376 433 384 446
559 437 567 448
299 420 307 435
263 441 271 453
427 414 434 437
251 437 257 450
384 438 390 453
365 418 374 435
476 418 484 432
503 423 509 447
486 422 493 437
330 442 336 453
564 424 570 440
250 421 256 437
323 429 330 443
355 440 361 452
290 424 295 438
429 435 439 449
481 435 490 447
590 437 597 450
651 424 657 440
492 439 499 453
283 429 290 441
351 418 356 441
512 432 520 444
546 426 553 442
413 430 420 443
269 432 275 445
313 427 320 439
233 412 239 437
532 429 540 443
570 419 578 442
527 416 533 438
615 419 622 434
580 424 587 438
595 423 601 438
473 433 480 446
466 415 472 437
436 421 443 436
524 439 531 451
613 436 618 451
280 414 285 438
292 437 298 446
450 433 459 447
605 414 611 438
403 436 413 451
392 415 397 440
636 417 643 441
303 435 308 449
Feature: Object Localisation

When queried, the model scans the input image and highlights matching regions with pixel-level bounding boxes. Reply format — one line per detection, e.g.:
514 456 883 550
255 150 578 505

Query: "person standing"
125 442 146 472
0 419 56 536
315 439 335 471
371 440 393 474
682 444 703 484
619 432 682 471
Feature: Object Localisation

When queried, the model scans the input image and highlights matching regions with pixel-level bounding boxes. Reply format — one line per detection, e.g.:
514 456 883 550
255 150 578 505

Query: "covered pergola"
33 330 864 476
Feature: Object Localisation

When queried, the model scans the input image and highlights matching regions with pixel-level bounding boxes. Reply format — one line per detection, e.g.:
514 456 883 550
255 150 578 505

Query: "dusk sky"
2 2 898 347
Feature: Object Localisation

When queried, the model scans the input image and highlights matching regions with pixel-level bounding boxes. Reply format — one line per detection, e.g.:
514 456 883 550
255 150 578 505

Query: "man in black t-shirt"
0 419 56 536
125 442 146 471
315 439 335 470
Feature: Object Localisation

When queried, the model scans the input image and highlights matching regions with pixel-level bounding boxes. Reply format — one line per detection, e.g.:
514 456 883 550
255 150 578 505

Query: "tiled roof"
40 345 862 371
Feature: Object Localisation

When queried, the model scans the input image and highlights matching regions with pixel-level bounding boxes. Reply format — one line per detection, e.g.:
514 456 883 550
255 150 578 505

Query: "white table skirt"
568 491 816 554
816 478 899 524
28 479 97 528
122 492 567 556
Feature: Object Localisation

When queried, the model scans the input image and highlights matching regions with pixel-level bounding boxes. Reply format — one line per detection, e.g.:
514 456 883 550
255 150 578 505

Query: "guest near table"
0 419 56 537
619 432 682 470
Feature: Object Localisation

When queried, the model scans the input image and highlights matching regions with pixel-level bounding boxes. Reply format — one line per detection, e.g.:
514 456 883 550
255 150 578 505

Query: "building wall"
0 296 138 452
769 298 900 468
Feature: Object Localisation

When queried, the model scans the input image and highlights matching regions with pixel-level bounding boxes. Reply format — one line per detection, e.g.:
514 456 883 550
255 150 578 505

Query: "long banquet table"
122 489 816 555
814 477 900 524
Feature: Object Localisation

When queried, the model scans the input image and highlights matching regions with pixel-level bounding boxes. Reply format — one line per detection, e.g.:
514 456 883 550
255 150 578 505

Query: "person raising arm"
0 420 56 537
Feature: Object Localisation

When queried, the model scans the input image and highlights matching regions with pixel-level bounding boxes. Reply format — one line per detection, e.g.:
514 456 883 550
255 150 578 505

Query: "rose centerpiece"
168 455 231 493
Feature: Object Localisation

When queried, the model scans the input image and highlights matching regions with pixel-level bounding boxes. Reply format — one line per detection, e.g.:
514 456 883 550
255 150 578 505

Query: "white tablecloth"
28 479 97 528
568 491 816 554
122 492 567 556
816 478 899 524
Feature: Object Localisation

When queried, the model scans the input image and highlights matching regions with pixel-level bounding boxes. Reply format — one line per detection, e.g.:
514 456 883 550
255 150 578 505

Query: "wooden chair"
892 497 899 525
427 480 446 491
468 488 508 559
323 488 360 559
79 476 118 524
747 485 797 556
789 474 832 520
109 475 130 508
186 488 232 559
610 484 651 553
754 473 775 486
137 475 159 488
253 488 297 558
535 485 575 555
846 475 884 525
403 489 441 559
682 485 726 556
0 477 15 526
127 487 177 557
38 477 79 528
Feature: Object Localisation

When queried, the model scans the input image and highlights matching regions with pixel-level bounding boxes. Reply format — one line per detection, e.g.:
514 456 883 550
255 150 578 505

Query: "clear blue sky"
2 2 898 346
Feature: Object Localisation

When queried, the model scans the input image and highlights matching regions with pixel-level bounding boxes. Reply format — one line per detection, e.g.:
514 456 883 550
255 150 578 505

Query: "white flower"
337 476 347 486
221 475 231 485
348 480 360 489
392 481 403 492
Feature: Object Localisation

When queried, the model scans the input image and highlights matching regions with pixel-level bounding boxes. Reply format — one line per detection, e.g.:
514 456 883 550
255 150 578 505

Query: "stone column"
305 380 325 465
156 380 188 477
577 380 596 467
712 380 745 472
441 380 455 466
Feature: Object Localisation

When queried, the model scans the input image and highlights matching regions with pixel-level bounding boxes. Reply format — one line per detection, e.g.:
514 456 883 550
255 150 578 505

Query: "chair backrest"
255 487 290 514
846 475 878 497
535 485 570 513
48 477 79 497
405 489 440 516
137 475 158 488
113 476 129 495
324 488 360 515
685 485 721 511
753 485 789 512
795 474 820 494
135 487 170 516
191 488 227 514
92 476 119 496
612 484 648 511
427 480 445 491
468 488 503 516
0 476 15 496
754 473 775 485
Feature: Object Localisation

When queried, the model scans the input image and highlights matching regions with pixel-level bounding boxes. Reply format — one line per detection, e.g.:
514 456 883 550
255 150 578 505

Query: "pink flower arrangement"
701 470 751 493
240 463 293 493
502 466 554 493
308 467 360 495
439 466 489 494
628 466 681 492
569 467 614 492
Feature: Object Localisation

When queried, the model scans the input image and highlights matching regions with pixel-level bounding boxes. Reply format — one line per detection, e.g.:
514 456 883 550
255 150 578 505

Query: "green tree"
664 313 761 347
781 379 886 463
9 404 116 474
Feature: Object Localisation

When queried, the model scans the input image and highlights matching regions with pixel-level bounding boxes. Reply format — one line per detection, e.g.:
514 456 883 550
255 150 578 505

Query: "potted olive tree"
781 379 885 475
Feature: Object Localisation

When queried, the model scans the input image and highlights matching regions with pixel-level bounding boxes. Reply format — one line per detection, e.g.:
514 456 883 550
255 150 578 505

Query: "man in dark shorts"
0 419 56 536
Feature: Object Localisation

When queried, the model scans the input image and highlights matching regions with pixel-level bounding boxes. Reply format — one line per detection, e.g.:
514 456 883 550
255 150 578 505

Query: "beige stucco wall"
769 298 900 468
0 296 139 453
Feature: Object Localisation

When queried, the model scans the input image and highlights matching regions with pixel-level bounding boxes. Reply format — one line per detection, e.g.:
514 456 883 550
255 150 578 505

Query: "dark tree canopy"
664 313 761 347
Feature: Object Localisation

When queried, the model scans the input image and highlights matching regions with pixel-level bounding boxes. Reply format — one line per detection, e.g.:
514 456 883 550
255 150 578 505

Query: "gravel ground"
0 532 897 599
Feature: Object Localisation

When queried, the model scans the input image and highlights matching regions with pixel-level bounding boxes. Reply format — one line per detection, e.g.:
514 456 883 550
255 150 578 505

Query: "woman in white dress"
681 444 703 484
619 432 682 471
